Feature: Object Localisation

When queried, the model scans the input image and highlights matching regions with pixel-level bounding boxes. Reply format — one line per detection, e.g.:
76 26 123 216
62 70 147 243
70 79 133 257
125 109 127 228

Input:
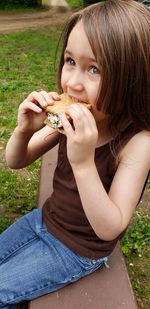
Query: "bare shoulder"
119 130 150 167
109 130 149 232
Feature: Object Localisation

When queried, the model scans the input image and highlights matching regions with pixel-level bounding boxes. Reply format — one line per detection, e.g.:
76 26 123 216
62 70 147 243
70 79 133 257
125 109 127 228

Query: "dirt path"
0 9 71 33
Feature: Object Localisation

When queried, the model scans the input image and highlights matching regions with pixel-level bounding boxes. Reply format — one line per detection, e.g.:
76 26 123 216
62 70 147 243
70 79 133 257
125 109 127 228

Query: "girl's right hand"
18 91 60 134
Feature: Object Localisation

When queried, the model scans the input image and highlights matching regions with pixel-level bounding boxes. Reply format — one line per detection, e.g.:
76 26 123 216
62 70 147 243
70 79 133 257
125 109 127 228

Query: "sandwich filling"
46 112 63 129
44 93 91 131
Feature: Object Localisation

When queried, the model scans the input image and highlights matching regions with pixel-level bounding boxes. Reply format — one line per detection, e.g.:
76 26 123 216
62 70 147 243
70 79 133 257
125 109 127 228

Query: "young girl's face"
61 21 106 122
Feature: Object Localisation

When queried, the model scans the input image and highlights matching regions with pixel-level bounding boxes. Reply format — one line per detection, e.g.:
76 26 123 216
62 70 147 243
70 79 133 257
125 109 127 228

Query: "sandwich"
44 93 91 133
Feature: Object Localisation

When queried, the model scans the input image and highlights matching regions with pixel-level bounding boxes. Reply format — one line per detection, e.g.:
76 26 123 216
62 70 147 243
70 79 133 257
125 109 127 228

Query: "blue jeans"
0 209 109 309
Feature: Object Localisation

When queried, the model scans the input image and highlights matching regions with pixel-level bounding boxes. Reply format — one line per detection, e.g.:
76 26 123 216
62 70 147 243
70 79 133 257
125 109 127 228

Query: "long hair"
57 0 150 132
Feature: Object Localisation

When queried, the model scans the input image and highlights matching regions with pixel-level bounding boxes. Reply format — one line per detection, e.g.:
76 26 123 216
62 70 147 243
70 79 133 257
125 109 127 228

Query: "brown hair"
57 0 150 132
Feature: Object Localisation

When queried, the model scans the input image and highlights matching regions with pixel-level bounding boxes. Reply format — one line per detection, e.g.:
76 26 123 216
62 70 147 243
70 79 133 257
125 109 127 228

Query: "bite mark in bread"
44 93 91 133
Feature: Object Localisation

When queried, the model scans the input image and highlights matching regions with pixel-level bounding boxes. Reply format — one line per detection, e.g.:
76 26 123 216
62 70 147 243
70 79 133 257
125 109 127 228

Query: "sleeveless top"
42 124 140 259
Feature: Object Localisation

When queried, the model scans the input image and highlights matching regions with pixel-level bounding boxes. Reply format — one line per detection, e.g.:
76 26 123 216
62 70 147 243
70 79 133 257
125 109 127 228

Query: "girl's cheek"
60 75 65 90
61 67 67 89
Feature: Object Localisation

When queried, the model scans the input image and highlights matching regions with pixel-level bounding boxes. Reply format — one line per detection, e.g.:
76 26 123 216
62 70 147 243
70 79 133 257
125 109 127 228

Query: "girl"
0 0 150 308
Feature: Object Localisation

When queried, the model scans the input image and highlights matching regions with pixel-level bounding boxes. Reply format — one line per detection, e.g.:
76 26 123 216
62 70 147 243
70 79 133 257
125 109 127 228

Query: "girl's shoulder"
119 130 150 167
121 129 150 151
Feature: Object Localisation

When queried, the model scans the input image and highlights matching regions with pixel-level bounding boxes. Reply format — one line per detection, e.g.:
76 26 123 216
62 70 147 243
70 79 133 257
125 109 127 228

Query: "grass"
0 29 61 125
0 27 62 230
0 162 41 233
0 6 149 308
0 3 44 12
121 208 150 308
67 0 83 8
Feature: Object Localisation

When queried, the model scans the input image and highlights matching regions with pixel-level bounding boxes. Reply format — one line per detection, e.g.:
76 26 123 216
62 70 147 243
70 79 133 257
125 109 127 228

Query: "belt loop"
103 257 110 269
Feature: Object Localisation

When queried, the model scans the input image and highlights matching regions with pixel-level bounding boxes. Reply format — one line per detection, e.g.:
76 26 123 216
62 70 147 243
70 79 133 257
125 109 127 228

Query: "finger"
59 112 74 137
49 92 60 99
27 91 47 108
39 91 61 107
79 104 97 129
27 91 48 109
40 91 54 104
67 104 92 132
47 92 61 104
21 101 42 113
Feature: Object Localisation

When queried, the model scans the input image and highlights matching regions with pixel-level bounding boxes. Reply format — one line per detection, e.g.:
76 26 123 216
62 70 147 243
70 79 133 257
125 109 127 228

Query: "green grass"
0 163 40 232
121 209 150 308
0 27 62 231
121 205 150 308
125 251 150 309
0 13 149 308
0 29 62 133
121 210 150 257
67 0 83 8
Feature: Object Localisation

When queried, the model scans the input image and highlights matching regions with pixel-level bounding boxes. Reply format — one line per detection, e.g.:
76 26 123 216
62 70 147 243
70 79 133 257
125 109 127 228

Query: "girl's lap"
0 209 109 307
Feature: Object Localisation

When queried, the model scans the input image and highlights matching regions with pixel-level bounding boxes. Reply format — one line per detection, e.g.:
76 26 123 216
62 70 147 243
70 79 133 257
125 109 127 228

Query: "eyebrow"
64 49 97 63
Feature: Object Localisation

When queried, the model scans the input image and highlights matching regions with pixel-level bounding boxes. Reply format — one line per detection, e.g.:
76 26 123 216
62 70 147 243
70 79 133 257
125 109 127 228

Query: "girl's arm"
60 104 150 241
73 131 150 241
5 91 60 169
6 125 59 169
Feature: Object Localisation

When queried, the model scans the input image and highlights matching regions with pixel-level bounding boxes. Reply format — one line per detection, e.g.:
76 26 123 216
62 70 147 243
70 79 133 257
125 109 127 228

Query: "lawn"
0 7 149 309
0 26 61 229
67 0 83 8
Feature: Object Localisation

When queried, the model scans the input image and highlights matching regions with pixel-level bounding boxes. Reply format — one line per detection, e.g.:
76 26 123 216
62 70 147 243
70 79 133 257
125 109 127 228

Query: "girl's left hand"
59 104 98 168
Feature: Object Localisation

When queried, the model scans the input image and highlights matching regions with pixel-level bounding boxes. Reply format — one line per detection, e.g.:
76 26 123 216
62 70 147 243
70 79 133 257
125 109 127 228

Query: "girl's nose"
66 72 84 92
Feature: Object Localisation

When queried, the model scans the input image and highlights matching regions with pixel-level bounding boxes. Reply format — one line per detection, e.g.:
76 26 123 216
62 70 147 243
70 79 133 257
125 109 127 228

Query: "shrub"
0 0 42 8
83 0 150 8
83 0 102 6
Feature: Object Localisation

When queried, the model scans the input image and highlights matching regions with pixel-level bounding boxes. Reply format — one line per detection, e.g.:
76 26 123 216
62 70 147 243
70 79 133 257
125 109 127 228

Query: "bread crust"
45 93 91 114
44 93 91 133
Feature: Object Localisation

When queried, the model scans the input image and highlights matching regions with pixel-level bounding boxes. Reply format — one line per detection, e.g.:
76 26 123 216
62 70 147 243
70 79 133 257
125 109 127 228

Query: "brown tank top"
42 124 139 259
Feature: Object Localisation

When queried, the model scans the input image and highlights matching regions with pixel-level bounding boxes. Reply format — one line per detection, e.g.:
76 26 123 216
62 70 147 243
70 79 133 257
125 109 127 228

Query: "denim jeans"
0 209 109 309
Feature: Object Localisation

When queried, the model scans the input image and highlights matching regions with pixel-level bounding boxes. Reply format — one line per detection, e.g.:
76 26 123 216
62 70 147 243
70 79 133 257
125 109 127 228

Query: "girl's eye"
65 57 75 66
89 66 100 74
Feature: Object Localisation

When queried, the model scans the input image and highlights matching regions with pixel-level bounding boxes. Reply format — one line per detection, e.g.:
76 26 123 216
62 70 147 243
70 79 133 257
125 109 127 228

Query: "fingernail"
48 99 54 104
37 107 42 112
54 94 60 99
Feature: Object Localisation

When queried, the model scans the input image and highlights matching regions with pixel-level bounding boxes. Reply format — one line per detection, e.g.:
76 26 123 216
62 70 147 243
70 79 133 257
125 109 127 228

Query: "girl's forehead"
66 21 96 61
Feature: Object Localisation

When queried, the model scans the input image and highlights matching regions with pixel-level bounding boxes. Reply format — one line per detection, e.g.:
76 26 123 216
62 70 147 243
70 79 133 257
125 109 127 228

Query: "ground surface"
0 8 71 33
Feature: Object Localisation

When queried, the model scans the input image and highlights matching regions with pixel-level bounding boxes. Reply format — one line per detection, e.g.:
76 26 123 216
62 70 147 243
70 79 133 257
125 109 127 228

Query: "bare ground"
0 8 71 33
